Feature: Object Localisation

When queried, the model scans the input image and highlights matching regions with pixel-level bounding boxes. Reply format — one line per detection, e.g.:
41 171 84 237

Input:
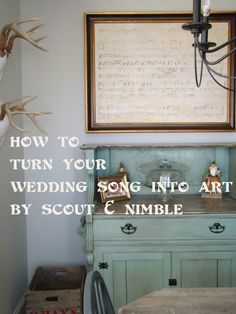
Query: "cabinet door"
172 251 236 288
100 252 171 311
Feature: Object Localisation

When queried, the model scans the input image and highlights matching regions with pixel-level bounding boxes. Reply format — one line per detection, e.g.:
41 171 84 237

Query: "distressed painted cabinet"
172 251 236 287
80 144 236 311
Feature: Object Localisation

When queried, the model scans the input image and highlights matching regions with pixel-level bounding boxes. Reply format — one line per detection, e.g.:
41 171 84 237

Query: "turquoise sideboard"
80 144 236 311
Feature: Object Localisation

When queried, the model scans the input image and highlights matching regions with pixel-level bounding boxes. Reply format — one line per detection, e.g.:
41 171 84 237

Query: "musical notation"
94 22 229 124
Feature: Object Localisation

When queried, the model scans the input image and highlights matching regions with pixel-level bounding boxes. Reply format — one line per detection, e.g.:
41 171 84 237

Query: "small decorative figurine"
202 160 222 198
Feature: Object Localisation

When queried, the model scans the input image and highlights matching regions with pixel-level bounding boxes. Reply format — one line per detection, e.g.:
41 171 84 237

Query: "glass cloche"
145 159 184 202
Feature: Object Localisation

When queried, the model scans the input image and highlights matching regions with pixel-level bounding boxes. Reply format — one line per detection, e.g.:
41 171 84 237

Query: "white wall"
0 0 28 312
20 0 236 279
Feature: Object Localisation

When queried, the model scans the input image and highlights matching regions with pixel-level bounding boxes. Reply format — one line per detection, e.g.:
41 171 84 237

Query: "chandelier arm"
194 37 204 87
196 37 236 66
205 64 235 92
201 46 236 66
197 36 236 53
198 45 236 79
204 62 236 79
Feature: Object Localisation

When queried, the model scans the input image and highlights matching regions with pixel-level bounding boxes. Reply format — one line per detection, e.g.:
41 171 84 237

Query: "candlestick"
202 0 211 17
193 0 201 24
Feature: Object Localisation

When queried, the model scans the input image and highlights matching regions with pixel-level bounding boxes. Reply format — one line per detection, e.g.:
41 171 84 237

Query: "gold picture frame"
85 12 236 132
98 173 131 203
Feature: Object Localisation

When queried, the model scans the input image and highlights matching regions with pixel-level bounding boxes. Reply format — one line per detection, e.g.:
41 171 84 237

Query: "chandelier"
182 0 236 91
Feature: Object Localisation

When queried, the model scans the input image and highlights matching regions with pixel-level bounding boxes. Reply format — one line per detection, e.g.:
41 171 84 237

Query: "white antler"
0 18 48 57
0 96 51 135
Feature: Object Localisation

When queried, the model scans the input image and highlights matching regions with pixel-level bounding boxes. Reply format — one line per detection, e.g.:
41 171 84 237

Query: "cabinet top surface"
94 194 236 217
81 143 236 149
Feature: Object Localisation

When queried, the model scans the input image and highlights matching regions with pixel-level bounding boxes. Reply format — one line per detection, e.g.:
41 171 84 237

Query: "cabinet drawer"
93 217 236 240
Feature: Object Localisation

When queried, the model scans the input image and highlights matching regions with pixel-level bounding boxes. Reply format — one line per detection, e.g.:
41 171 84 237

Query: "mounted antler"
0 18 48 57
0 96 51 135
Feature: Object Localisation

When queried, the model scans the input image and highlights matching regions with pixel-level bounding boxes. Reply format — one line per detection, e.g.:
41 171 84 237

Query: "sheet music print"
94 22 228 124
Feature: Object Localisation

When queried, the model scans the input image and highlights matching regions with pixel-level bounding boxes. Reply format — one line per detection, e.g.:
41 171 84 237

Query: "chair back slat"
84 270 115 314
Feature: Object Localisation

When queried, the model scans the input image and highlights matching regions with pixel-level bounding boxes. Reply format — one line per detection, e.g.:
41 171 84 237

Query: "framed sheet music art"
85 12 236 132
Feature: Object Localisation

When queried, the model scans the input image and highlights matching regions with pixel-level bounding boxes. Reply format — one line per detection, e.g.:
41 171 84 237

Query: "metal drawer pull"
121 223 137 234
209 222 225 234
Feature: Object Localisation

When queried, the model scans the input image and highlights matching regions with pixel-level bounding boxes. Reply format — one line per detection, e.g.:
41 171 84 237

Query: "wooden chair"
83 270 115 314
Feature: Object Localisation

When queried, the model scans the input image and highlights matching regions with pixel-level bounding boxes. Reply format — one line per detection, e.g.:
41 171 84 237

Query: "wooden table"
118 288 236 314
